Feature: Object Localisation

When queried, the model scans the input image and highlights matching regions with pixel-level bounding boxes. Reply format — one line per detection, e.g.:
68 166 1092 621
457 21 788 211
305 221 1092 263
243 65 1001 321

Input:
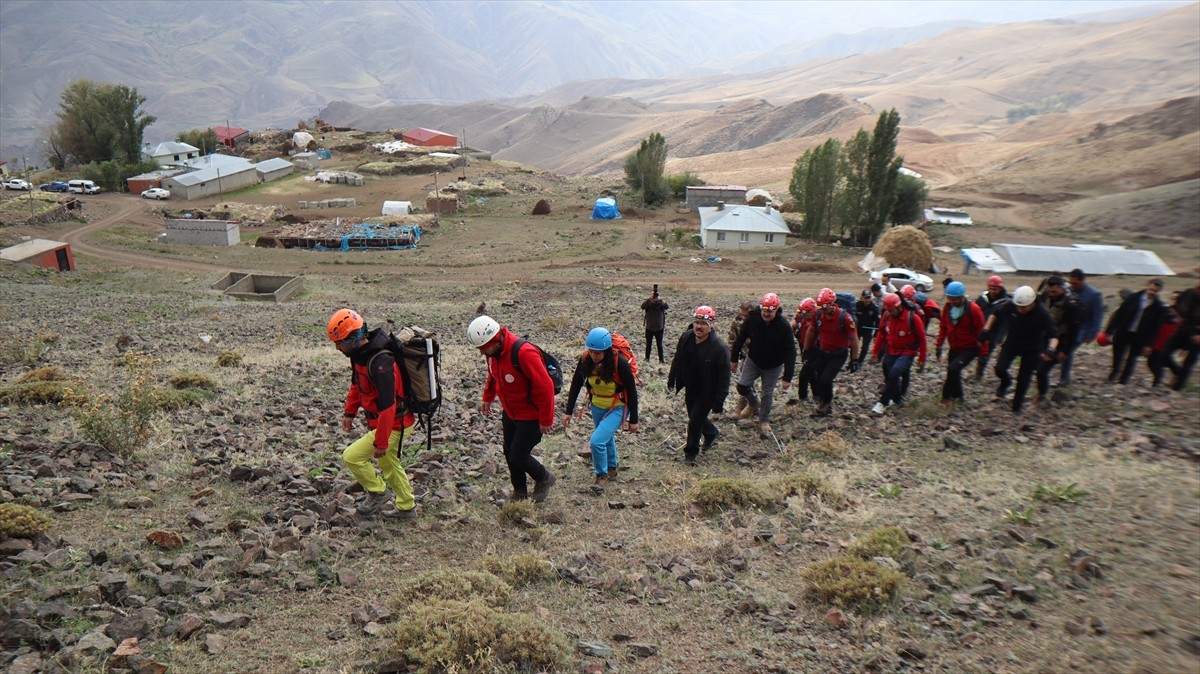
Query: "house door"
55 248 70 271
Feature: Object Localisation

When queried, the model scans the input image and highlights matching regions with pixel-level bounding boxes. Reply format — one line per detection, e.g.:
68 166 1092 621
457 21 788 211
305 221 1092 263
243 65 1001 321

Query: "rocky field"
1 263 1198 674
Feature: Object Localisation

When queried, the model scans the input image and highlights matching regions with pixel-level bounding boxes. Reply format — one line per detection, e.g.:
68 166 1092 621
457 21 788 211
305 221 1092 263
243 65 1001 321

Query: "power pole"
23 157 32 215
433 171 440 223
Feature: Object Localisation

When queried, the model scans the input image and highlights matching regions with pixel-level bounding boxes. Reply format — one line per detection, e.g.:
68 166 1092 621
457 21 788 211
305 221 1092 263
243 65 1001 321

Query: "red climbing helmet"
760 292 781 310
900 285 917 300
882 293 903 311
798 297 817 312
693 305 716 323
987 275 1004 288
816 288 836 307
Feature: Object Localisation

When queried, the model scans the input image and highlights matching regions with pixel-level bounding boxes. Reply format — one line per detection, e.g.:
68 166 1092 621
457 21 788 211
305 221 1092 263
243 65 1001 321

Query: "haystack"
872 225 933 271
532 199 551 215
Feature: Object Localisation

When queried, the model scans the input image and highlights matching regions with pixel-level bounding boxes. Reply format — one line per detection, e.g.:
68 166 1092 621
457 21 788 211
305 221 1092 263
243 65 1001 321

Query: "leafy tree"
624 132 668 206
53 79 156 166
861 108 903 241
835 129 871 240
79 159 160 193
890 173 929 226
666 171 704 198
788 139 841 240
40 127 70 172
176 128 218 154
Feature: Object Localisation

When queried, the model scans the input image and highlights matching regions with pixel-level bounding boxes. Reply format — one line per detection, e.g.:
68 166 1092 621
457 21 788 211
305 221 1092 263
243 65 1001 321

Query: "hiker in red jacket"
870 293 927 413
803 288 860 417
936 281 986 404
328 309 417 520
788 297 818 406
468 315 557 503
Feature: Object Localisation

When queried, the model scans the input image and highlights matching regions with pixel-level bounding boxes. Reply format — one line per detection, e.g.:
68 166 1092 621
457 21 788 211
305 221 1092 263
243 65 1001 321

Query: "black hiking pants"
941 347 978 402
812 348 849 405
683 390 719 459
501 413 549 493
646 328 665 363
995 346 1039 413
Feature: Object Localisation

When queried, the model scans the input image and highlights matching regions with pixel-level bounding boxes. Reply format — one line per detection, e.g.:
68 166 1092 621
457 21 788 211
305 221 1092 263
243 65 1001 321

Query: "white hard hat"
467 315 501 347
1012 286 1036 307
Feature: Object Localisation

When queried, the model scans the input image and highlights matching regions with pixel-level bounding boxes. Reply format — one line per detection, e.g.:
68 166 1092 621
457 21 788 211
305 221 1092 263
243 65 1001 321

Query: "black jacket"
668 328 731 410
1039 292 1084 353
1105 289 1167 348
730 309 797 382
996 302 1056 354
856 299 881 330
1174 287 1200 339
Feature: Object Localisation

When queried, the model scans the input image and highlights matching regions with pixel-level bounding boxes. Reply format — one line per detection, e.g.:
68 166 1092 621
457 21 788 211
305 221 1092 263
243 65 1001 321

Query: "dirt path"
61 197 228 273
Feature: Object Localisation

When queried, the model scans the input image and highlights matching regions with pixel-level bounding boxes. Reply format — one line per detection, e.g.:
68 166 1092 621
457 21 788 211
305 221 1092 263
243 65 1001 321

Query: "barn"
402 128 458 147
214 125 250 148
686 185 748 209
1 239 75 271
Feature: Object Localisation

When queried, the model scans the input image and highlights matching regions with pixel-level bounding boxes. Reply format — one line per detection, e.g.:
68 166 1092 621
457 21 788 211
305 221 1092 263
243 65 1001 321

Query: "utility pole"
23 157 32 215
459 128 467 181
433 171 440 223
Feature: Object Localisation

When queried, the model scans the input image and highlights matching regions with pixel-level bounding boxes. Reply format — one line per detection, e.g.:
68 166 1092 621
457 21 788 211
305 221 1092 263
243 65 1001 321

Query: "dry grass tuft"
0 380 76 405
479 554 555 587
808 430 851 456
498 499 536 525
389 599 573 674
769 472 845 508
16 366 66 383
0 503 54 539
168 372 218 391
802 557 904 608
687 477 777 513
393 569 513 608
216 350 243 367
846 526 911 560
154 388 216 411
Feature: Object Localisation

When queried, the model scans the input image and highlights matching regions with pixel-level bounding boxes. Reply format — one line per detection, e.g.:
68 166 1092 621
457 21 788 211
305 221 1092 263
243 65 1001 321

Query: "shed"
686 185 748 209
962 243 1174 276
402 127 458 147
127 168 189 195
924 207 973 225
164 219 240 246
255 157 294 183
382 200 413 215
698 203 789 249
293 152 319 170
0 238 74 271
163 156 258 200
214 125 250 148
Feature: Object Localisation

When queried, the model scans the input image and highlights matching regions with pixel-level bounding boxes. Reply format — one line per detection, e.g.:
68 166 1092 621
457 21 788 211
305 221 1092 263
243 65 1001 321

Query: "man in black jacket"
1103 279 1167 385
856 288 881 366
1034 276 1083 398
668 306 731 465
641 289 669 364
730 292 796 437
1163 276 1200 390
979 286 1058 414
974 275 1010 381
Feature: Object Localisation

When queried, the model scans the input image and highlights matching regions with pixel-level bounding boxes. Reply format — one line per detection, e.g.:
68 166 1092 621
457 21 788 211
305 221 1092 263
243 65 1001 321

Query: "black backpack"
834 291 857 321
511 337 564 395
374 321 442 451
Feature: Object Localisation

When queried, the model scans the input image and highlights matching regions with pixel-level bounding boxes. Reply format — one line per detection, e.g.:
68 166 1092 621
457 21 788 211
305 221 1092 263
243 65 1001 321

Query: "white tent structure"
962 243 1173 276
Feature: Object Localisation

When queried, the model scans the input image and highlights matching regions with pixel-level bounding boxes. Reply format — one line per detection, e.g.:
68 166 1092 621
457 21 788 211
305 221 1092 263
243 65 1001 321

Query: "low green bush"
0 503 54 539
168 372 218 390
802 556 904 608
0 381 76 404
216 350 242 367
154 388 216 410
479 554 555 587
847 526 911 560
687 477 777 512
393 569 512 608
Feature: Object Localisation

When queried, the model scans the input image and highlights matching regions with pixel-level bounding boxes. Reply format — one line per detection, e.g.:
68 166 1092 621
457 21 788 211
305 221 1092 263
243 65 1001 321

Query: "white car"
141 187 171 200
873 267 935 293
3 178 31 191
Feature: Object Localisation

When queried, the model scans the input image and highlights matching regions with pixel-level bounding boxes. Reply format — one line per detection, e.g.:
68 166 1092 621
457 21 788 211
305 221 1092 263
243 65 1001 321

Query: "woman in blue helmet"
563 327 640 493
936 281 986 404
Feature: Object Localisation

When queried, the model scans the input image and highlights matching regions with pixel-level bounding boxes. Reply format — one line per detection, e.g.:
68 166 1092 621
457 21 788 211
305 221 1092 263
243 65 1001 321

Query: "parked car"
39 181 70 192
67 179 101 194
140 187 171 200
873 267 935 293
3 178 31 191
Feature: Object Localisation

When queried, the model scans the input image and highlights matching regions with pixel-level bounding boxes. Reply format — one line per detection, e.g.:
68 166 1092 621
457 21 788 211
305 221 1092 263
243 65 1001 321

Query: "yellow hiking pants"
342 427 415 511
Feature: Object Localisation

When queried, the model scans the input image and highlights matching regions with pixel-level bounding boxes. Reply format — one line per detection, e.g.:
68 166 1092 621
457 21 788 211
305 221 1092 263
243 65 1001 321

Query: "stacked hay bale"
872 225 933 271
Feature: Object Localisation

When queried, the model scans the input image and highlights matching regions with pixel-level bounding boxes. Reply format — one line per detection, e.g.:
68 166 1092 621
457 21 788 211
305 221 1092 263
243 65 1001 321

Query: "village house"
142 141 201 167
699 203 789 249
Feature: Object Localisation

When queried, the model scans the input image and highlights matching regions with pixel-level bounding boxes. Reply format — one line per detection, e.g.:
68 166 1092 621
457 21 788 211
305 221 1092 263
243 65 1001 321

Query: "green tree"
889 173 929 225
835 129 871 240
788 139 841 240
666 171 704 198
54 79 156 166
624 132 668 206
861 109 903 242
176 128 218 154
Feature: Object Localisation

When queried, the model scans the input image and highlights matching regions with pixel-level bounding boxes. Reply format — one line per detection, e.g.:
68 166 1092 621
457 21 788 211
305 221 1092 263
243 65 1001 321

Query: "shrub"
480 555 555 587
687 478 776 513
0 381 76 405
499 500 536 526
70 352 159 456
168 372 218 391
0 329 56 365
393 569 513 608
0 503 54 539
809 431 850 456
390 599 573 673
769 473 844 507
802 557 904 608
216 350 243 367
847 526 911 560
17 366 66 383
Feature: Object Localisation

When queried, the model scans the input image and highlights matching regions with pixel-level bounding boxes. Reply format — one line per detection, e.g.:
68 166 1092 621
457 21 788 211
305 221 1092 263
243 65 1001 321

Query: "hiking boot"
607 465 619 481
757 421 772 437
683 452 698 466
811 403 831 418
702 431 720 452
727 398 748 420
381 507 417 521
784 398 799 407
734 403 757 421
590 474 608 494
508 490 529 503
871 402 886 415
530 472 556 503
356 490 390 516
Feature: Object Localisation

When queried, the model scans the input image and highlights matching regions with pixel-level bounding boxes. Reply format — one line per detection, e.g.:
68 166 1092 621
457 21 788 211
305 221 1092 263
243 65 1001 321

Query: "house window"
765 234 775 243
739 232 750 243
716 232 726 242
174 155 180 161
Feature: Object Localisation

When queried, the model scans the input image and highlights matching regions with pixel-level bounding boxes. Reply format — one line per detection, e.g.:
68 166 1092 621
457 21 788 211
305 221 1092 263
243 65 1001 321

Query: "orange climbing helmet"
327 309 365 342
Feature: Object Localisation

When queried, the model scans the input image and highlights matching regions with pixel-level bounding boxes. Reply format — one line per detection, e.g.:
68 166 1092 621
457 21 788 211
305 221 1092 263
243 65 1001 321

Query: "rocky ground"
1 265 1198 674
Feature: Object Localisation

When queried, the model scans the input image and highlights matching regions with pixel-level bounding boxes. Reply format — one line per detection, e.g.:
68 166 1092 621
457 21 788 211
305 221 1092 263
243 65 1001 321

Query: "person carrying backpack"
730 292 797 437
789 297 818 406
935 281 985 405
974 276 1010 381
668 306 731 465
563 327 640 493
327 309 417 520
856 288 881 367
468 315 557 503
641 288 669 364
803 288 860 417
870 293 927 414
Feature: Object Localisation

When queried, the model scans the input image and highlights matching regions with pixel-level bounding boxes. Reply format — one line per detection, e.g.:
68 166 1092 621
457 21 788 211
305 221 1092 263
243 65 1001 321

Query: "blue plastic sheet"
306 223 422 251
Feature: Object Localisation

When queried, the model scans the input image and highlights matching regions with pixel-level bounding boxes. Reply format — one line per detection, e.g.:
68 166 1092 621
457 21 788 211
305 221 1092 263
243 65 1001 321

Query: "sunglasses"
760 305 778 312
693 315 714 322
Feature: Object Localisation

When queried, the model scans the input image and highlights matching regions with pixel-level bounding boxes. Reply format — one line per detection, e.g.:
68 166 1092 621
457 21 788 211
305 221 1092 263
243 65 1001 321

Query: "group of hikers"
323 270 1199 517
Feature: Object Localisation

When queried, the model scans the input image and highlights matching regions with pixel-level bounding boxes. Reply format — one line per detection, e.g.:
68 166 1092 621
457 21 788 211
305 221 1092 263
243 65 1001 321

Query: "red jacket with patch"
482 327 556 426
873 309 928 362
937 301 986 351
344 330 415 450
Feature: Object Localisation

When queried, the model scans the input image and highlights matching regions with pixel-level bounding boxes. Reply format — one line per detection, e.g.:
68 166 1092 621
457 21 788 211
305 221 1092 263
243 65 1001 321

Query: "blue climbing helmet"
946 281 966 298
585 327 613 351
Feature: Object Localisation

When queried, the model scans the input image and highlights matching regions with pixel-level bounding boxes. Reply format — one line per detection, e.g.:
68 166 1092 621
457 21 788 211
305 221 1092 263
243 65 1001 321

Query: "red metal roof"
403 127 454 143
214 126 249 142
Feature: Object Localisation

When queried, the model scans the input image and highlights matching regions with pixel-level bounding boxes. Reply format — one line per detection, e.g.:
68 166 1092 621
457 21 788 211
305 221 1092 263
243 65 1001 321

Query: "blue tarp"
308 223 422 251
591 197 621 220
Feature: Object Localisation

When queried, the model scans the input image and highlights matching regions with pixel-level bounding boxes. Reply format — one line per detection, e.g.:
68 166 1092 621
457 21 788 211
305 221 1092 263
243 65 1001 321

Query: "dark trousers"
941 347 978 402
1147 349 1169 386
857 328 876 364
995 346 1038 412
645 328 665 363
813 348 849 405
881 354 914 406
501 413 548 493
1036 354 1061 396
1058 345 1078 384
1109 331 1141 384
797 351 818 400
683 390 719 458
1164 330 1198 390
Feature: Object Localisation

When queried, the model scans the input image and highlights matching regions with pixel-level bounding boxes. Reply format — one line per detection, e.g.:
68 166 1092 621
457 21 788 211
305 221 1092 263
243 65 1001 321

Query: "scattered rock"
627 642 658 658
825 607 848 629
203 633 228 654
897 642 927 660
209 612 251 629
578 639 614 657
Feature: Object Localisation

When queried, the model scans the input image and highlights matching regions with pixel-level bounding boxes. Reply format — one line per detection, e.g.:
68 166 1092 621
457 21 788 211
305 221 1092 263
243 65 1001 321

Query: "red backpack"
583 332 641 385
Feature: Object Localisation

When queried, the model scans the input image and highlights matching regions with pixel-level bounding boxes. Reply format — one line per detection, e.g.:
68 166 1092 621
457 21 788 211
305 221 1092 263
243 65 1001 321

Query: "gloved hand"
977 329 992 345
848 360 860 374
936 346 944 361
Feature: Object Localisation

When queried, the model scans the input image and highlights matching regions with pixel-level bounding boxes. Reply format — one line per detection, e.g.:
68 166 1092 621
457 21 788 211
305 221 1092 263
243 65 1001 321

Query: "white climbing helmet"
467 315 501 347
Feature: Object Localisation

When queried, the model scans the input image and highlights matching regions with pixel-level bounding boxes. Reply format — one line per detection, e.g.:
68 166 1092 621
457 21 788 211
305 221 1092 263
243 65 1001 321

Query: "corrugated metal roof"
255 158 293 172
179 154 252 171
167 164 256 187
699 205 789 234
145 141 199 156
990 243 1174 276
961 248 1017 273
1 239 67 262
688 185 748 192
404 127 454 142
